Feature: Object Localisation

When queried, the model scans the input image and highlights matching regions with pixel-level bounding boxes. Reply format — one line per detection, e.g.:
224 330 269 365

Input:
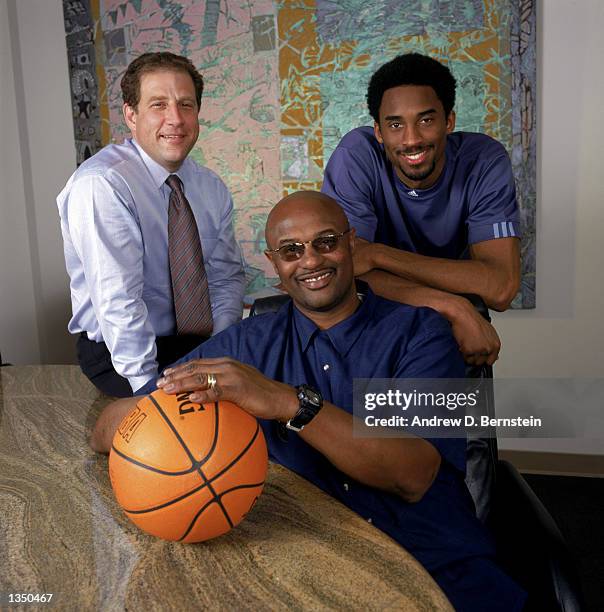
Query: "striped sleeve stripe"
493 221 517 239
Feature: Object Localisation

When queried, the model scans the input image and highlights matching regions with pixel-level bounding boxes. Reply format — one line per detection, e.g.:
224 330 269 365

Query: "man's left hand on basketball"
157 358 298 422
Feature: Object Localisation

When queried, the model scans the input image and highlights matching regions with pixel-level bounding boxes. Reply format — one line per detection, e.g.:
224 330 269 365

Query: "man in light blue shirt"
57 52 245 397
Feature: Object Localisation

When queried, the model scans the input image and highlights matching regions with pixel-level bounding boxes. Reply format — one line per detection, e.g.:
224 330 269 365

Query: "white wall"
492 0 604 455
1 0 40 365
1 0 75 365
494 0 604 369
1 1 603 454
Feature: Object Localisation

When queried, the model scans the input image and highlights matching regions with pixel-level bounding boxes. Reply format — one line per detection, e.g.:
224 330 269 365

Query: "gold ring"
207 373 217 391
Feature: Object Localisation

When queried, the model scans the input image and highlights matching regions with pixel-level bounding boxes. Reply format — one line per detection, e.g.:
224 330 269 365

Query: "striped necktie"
166 174 213 336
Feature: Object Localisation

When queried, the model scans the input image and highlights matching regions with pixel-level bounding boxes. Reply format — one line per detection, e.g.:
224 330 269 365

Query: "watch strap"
286 384 323 432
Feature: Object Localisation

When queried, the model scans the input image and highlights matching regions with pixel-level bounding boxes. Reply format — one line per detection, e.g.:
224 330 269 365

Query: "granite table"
0 365 452 611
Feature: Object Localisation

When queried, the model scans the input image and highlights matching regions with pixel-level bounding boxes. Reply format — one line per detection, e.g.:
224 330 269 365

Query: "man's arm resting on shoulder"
360 269 501 365
89 359 440 503
355 237 521 312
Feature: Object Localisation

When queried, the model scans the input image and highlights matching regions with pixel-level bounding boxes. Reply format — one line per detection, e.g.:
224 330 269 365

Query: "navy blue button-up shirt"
139 287 528 609
141 287 495 571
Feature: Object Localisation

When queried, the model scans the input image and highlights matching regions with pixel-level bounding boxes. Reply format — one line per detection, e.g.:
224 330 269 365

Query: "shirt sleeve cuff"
468 220 522 244
134 377 159 397
130 372 157 395
212 314 239 335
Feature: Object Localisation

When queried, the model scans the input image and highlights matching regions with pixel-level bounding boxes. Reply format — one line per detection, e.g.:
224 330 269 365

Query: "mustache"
397 145 434 155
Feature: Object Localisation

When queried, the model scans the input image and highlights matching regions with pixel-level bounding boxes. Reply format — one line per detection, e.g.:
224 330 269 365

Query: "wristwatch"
285 384 323 432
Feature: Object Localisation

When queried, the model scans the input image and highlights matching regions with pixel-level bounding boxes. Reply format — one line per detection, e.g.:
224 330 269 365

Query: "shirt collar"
292 281 376 356
130 138 187 190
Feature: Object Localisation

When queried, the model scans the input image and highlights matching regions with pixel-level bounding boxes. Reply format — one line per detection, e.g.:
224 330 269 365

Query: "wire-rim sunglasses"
265 229 352 262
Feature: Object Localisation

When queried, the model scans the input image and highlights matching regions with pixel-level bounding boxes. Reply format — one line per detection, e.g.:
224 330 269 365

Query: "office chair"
249 292 585 611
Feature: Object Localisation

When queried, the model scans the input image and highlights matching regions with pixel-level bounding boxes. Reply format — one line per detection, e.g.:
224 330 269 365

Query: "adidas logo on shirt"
408 190 418 197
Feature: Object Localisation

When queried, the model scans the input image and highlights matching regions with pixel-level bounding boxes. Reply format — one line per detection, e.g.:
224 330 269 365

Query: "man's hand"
157 358 298 422
352 239 378 277
89 397 139 454
448 298 501 366
358 269 501 366
98 357 439 503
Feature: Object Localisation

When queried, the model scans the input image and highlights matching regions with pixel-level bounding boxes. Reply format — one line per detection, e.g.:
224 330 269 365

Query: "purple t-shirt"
322 127 520 258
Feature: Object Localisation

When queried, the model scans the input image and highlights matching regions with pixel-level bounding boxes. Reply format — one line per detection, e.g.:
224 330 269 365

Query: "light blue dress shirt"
57 139 245 392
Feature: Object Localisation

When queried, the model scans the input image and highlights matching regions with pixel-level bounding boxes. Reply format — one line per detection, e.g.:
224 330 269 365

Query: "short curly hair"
121 52 204 110
367 53 456 122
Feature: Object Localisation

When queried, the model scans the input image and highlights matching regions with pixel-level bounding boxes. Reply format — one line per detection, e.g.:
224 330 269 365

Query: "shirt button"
343 483 349 492
323 364 330 371
367 518 373 524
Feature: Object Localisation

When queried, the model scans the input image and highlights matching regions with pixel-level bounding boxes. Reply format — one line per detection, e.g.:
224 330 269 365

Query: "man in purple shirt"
322 53 521 366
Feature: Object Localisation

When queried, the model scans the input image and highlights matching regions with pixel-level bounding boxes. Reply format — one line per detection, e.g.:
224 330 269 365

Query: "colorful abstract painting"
63 0 536 307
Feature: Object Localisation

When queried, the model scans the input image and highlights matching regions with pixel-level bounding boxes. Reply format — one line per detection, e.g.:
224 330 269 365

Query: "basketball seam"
121 422 264 516
110 444 197 476
114 398 261 478
148 395 231 527
148 394 217 467
177 480 266 542
114 395 267 542
192 402 232 528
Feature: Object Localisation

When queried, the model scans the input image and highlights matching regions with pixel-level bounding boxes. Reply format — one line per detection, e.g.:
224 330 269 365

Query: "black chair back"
248 294 290 317
461 294 498 523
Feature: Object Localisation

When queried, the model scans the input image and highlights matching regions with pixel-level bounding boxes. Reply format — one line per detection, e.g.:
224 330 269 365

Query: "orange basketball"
108 389 268 543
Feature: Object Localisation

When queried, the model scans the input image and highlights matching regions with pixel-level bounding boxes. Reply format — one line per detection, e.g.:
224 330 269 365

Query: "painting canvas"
62 0 536 307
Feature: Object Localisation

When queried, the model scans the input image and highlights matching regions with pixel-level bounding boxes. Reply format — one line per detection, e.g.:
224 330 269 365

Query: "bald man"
90 191 525 611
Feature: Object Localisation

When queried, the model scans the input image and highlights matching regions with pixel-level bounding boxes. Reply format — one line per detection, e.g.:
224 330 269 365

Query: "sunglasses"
265 229 352 262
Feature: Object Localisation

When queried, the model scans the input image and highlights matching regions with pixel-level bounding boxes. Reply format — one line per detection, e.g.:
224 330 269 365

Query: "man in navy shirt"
91 192 525 611
322 53 521 366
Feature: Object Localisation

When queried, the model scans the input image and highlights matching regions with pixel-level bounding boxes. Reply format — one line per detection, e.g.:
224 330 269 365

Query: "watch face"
306 388 321 405
290 385 323 431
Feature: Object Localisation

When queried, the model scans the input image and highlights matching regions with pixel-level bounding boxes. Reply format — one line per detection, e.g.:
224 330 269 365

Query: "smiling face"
374 84 455 190
123 69 200 172
265 192 359 328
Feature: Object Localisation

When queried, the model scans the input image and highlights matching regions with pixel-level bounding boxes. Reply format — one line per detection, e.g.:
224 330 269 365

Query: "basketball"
108 389 268 543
